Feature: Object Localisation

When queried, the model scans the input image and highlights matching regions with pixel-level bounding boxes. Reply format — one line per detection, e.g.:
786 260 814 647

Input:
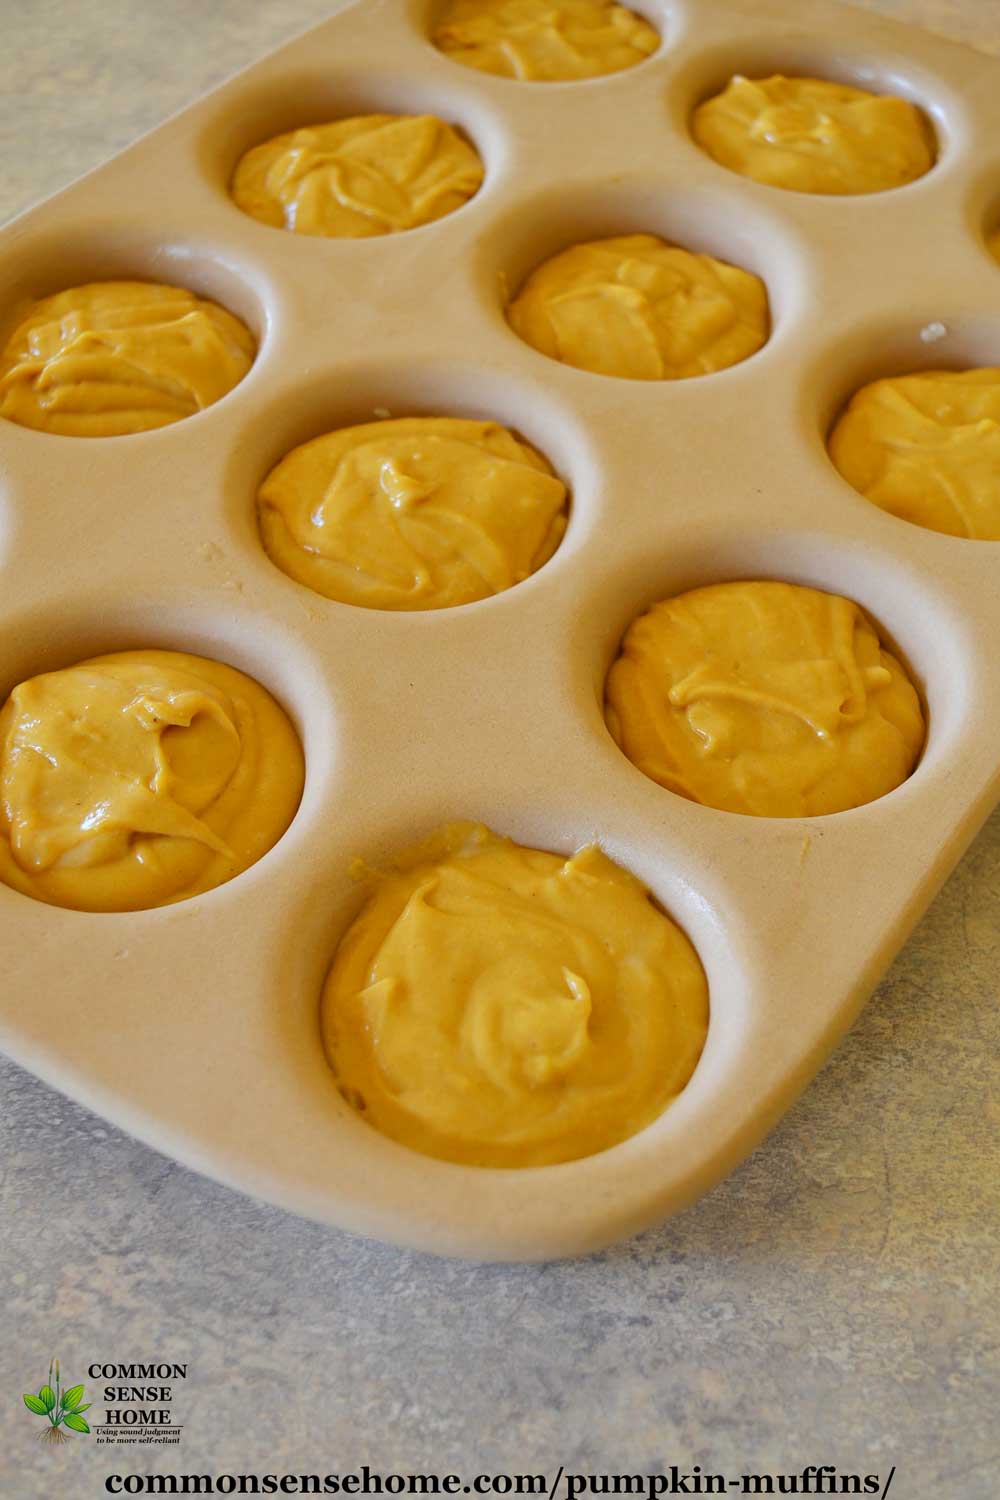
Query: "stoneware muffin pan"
3 0 1000 1262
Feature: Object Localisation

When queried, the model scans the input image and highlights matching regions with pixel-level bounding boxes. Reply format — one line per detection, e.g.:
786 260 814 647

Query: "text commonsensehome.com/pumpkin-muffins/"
99 1462 898 1496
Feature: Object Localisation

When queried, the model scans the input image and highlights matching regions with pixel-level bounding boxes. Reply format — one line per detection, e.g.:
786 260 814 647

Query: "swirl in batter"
433 0 658 82
692 75 935 195
829 368 1000 539
0 281 255 437
0 650 303 911
605 581 924 817
230 114 484 237
257 417 568 610
322 822 709 1167
507 234 769 379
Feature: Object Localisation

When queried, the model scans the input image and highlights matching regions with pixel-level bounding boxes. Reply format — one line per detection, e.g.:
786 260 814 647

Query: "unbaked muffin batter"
507 234 769 379
829 369 1000 539
230 115 484 237
692 75 935 195
605 581 924 817
433 0 658 82
322 822 708 1167
0 281 255 437
257 416 568 610
0 650 303 911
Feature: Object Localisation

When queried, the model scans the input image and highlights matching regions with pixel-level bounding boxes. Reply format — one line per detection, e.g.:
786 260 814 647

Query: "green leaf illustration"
23 1394 47 1415
38 1385 56 1412
68 1402 92 1414
61 1384 85 1410
62 1413 90 1434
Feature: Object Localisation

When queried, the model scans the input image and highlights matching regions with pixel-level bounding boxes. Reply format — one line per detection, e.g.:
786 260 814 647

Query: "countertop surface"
1 2 998 1496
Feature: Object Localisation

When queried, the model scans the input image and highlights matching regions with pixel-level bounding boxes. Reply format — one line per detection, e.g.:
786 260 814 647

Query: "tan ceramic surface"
2 0 999 1262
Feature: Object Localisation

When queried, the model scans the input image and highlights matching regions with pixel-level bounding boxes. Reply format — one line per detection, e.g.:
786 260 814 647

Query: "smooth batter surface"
692 75 935 195
829 369 1000 540
433 0 658 82
0 650 303 912
0 281 255 437
322 822 709 1168
230 115 484 237
507 234 769 379
605 581 924 818
989 227 1000 265
258 417 568 610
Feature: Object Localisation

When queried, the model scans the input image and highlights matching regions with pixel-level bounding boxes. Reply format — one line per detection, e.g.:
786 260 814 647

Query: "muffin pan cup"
3 0 1000 1260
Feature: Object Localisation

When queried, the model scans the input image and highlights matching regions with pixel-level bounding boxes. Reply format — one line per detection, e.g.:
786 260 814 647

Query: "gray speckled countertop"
1 3 998 1497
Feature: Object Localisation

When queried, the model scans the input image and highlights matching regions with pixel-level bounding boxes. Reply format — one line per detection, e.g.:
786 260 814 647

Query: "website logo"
22 1358 91 1445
